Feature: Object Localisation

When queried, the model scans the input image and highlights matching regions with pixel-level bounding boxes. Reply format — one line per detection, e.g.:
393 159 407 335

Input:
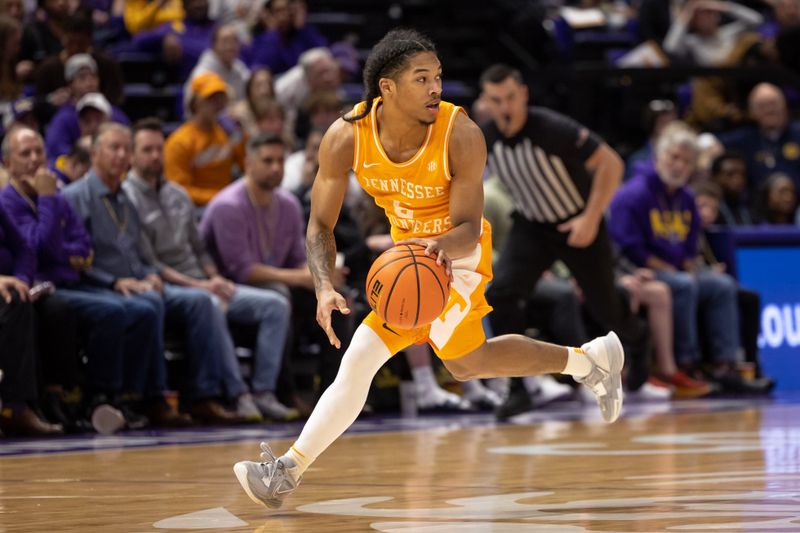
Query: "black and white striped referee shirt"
481 107 602 224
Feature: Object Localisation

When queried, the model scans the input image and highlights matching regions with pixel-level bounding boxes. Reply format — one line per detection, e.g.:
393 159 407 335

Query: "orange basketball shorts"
363 220 494 360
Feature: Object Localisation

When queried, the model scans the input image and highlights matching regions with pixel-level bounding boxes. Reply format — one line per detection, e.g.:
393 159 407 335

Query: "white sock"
411 366 439 391
485 377 509 398
287 325 393 476
522 375 542 394
460 379 485 398
562 347 592 378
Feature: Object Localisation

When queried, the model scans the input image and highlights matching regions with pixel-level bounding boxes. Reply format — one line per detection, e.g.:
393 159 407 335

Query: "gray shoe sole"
599 331 624 423
234 461 287 510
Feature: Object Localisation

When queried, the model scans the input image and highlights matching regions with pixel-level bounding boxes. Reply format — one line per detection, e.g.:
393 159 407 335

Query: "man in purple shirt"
200 132 350 399
608 123 740 376
0 126 163 432
0 204 64 436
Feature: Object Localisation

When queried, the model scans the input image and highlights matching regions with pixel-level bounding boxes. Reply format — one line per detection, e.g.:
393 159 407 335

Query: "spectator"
123 0 183 35
693 132 724 184
51 139 90 187
665 0 764 130
709 151 755 225
294 90 342 143
664 0 764 66
329 40 361 84
0 15 24 119
0 206 64 436
131 0 214 80
63 123 236 426
608 122 745 386
626 99 678 180
275 47 341 137
0 126 148 432
164 72 245 206
208 0 262 43
760 0 800 66
20 0 74 64
44 54 129 163
34 10 125 107
282 124 321 193
693 180 774 388
252 98 292 148
229 66 274 136
2 97 39 138
720 83 800 197
755 172 799 224
247 0 327 75
614 259 713 399
200 132 350 400
123 118 297 421
186 23 250 104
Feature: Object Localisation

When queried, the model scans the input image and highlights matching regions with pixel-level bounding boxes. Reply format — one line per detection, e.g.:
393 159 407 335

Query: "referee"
479 64 649 414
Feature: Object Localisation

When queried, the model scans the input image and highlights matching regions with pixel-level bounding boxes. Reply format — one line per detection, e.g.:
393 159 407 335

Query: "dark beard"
255 179 278 191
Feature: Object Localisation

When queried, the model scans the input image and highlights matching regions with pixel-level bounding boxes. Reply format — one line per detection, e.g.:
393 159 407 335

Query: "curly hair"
344 28 436 123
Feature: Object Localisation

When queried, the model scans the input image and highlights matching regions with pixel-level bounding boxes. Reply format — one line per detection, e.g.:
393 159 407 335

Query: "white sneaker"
485 377 510 400
526 375 573 407
236 393 264 422
574 331 625 423
416 385 472 412
253 392 300 421
627 382 671 402
462 381 503 409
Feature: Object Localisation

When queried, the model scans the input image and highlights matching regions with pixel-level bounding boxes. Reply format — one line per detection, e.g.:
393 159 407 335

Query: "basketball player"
234 29 625 510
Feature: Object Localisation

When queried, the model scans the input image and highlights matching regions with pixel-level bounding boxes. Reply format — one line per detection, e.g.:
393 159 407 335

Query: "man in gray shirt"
63 123 241 426
123 118 296 421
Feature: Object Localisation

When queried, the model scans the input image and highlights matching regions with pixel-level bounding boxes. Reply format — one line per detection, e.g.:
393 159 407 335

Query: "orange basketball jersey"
351 98 464 241
350 97 495 360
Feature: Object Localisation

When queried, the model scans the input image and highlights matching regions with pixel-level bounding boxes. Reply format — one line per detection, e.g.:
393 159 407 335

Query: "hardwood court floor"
1 397 800 532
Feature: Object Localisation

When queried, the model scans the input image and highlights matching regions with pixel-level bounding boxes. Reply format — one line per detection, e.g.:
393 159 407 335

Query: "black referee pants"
487 212 650 388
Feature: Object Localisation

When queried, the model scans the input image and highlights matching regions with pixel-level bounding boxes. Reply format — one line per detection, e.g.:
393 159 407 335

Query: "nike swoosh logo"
382 322 400 336
363 162 380 168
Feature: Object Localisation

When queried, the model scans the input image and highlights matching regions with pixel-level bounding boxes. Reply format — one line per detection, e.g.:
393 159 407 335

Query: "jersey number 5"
393 200 414 219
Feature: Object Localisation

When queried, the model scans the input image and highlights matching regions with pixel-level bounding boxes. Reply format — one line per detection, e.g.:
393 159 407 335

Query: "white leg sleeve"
291 324 394 466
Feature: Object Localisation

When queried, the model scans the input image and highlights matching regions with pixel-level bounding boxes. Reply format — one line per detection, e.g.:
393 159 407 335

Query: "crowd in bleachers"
0 0 796 437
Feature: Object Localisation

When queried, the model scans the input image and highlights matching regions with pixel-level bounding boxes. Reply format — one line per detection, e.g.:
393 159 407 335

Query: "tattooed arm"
306 118 355 348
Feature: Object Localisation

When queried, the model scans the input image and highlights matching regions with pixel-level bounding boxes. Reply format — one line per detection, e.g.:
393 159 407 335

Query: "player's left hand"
557 213 600 248
395 237 453 279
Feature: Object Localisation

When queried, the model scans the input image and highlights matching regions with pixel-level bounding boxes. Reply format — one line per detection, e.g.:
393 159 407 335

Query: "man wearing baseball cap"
44 54 130 165
164 71 245 206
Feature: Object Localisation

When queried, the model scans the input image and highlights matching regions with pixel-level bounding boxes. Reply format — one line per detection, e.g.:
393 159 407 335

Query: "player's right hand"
316 288 350 349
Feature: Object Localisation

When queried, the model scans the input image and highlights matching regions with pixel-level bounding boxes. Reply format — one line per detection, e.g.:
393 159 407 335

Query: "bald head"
3 127 46 182
749 83 788 133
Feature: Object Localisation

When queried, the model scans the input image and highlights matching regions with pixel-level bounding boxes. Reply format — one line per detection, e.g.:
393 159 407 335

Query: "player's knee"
443 358 479 381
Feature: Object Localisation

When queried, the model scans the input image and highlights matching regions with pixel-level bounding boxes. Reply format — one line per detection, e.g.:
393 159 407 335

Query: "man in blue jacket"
719 83 800 201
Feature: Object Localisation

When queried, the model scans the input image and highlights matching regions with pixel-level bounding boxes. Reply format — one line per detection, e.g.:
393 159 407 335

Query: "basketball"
365 244 451 328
